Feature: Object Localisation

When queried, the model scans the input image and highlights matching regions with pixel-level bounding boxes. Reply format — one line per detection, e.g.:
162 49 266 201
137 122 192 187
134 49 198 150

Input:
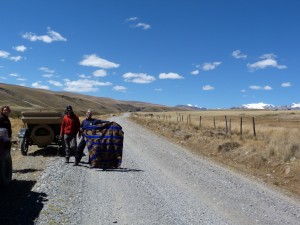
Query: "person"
75 109 108 166
60 105 80 163
0 106 12 139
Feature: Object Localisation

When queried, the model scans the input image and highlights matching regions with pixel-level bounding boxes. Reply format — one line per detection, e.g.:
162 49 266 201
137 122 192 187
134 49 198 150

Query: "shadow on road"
0 180 47 225
13 168 42 174
28 146 64 157
91 167 144 172
75 164 144 172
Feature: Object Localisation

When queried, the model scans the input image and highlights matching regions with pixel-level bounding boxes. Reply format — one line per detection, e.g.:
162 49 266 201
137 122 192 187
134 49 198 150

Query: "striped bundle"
83 122 124 169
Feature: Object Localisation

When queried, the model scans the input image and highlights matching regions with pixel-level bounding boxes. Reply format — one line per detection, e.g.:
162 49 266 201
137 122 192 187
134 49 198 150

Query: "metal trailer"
18 111 63 156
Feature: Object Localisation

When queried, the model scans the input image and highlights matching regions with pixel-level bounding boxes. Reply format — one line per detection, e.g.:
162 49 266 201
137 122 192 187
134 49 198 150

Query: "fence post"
240 117 242 136
199 116 202 129
252 117 256 137
225 116 228 134
229 118 231 135
214 117 216 129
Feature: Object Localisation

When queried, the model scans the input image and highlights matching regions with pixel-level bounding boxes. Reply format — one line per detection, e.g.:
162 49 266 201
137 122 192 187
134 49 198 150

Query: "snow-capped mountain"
175 104 207 110
177 103 300 110
291 103 300 109
240 102 300 110
241 103 275 109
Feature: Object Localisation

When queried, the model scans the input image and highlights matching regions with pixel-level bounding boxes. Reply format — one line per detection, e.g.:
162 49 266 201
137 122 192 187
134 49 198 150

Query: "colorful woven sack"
83 122 123 168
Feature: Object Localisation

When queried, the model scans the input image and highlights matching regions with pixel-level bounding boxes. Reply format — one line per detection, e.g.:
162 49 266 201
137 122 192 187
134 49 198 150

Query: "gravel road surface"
33 114 300 225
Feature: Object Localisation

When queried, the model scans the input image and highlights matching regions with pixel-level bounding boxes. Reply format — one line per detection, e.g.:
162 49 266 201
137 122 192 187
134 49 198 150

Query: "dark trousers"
75 137 86 161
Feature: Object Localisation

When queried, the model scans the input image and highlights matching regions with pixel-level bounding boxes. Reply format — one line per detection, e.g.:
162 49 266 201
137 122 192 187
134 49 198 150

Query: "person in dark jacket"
60 105 80 163
0 106 12 139
75 109 108 166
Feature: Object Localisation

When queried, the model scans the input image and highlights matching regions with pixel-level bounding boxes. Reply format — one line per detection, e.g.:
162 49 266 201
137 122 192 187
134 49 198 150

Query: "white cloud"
133 22 151 30
113 85 127 92
159 72 183 79
190 70 199 75
0 50 10 58
48 80 63 87
249 85 261 90
154 88 162 91
240 89 246 93
123 72 156 84
42 74 54 78
39 67 55 74
202 85 214 91
0 76 7 80
10 73 20 77
79 54 120 69
232 50 247 59
126 17 138 22
249 85 272 90
17 78 26 81
13 45 27 52
78 74 91 79
0 50 22 61
264 85 272 90
281 82 291 87
22 27 67 43
247 53 287 71
10 56 22 62
63 79 112 92
32 81 50 90
93 69 107 77
202 62 221 71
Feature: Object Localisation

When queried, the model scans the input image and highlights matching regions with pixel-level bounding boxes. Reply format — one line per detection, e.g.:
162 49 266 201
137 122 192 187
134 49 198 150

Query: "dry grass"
130 110 300 198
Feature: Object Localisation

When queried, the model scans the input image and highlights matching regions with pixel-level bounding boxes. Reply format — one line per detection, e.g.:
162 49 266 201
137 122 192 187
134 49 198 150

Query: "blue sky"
0 0 299 109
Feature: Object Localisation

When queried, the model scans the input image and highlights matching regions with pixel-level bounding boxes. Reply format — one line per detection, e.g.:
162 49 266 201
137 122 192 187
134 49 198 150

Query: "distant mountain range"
237 103 300 110
176 103 300 110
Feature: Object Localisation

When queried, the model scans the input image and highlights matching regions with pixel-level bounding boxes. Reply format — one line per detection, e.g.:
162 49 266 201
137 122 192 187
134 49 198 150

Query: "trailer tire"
19 137 28 156
31 124 55 147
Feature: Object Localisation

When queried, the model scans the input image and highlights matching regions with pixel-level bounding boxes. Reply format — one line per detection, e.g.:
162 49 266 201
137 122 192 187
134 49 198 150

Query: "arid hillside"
0 83 184 116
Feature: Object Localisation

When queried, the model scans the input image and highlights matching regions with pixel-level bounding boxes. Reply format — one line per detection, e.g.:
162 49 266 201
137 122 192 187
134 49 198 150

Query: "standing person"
60 105 80 163
0 106 12 139
75 109 108 166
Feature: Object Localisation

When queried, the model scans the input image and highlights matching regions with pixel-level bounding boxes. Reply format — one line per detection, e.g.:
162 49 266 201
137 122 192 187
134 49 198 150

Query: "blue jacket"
81 118 108 129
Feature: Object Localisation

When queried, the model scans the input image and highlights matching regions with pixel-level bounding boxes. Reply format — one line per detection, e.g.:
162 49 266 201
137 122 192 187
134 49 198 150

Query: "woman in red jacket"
60 105 80 163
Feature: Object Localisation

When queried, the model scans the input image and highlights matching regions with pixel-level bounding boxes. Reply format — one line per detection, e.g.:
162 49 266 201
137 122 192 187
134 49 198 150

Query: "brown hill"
0 83 184 117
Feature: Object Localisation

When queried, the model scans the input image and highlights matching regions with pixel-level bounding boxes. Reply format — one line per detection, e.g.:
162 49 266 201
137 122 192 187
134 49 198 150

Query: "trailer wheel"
19 138 28 156
31 124 54 147
0 150 12 187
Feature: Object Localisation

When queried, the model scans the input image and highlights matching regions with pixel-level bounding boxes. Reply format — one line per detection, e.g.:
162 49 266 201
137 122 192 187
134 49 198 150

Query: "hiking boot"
74 158 80 166
65 157 70 163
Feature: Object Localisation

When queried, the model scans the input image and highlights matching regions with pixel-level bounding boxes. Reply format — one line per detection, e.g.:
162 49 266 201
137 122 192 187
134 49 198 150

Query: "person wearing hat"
60 105 80 163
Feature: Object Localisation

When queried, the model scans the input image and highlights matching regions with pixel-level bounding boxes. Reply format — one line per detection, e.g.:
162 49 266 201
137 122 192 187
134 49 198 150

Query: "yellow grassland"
130 110 300 197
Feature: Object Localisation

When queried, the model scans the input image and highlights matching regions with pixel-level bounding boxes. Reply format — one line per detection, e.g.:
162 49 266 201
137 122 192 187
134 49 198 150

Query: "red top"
60 114 80 136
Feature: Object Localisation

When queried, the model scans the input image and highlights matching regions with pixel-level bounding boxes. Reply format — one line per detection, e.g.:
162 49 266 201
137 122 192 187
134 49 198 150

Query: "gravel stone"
32 114 300 225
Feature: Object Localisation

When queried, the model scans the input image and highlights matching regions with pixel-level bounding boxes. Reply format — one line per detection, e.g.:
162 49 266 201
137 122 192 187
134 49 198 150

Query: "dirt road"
31 114 300 224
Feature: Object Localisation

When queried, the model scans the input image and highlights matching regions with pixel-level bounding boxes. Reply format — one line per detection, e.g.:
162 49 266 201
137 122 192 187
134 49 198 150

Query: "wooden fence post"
252 117 256 137
225 116 228 134
199 116 202 129
240 117 243 136
214 117 216 129
229 118 231 135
